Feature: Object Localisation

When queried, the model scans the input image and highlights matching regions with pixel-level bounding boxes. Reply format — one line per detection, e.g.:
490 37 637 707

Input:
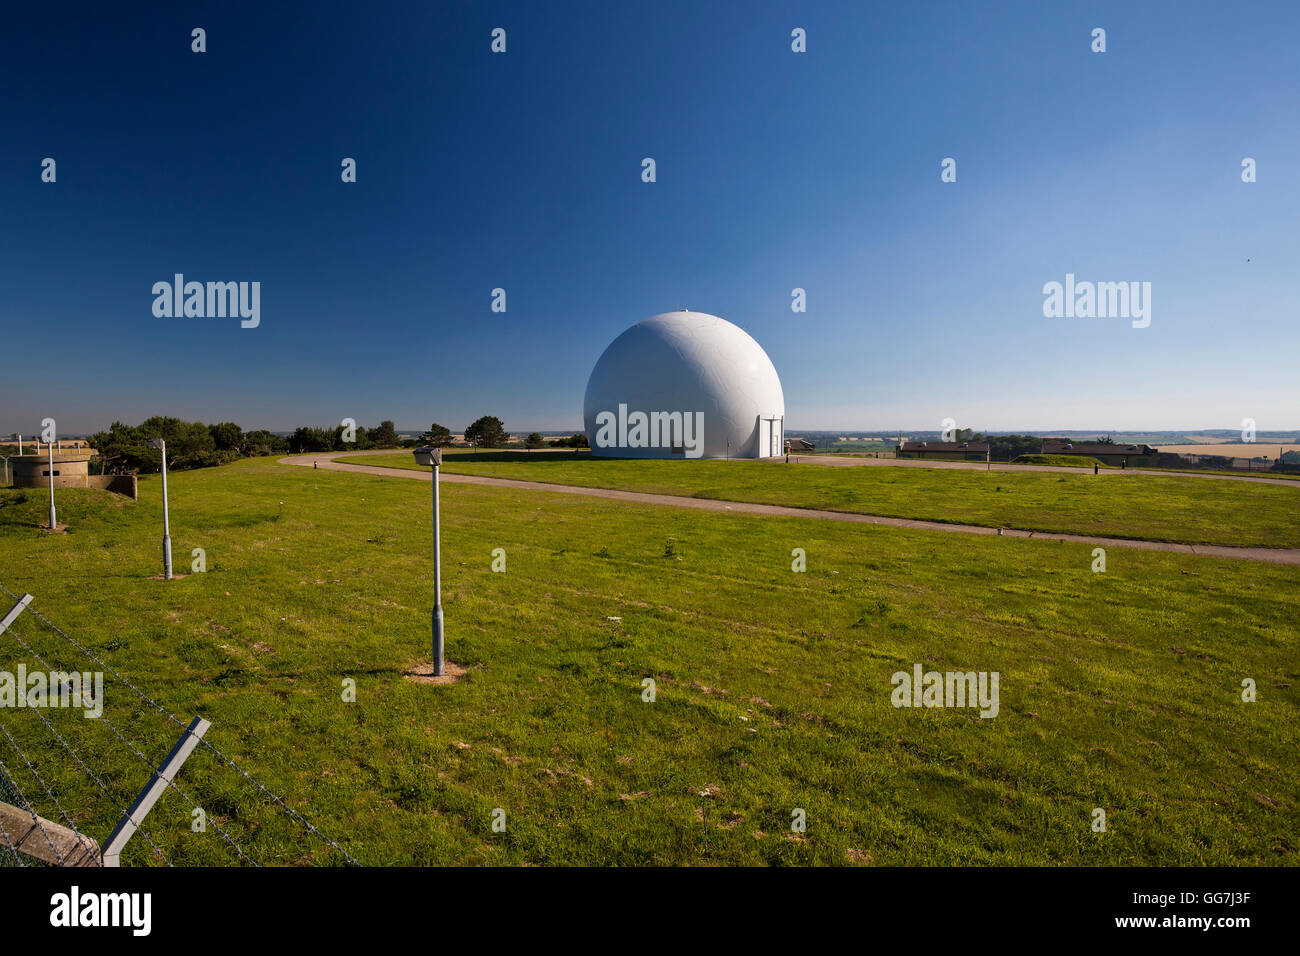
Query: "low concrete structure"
7 445 138 499
11 446 96 489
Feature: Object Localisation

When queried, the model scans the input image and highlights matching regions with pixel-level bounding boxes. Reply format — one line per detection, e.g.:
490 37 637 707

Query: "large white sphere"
583 311 785 459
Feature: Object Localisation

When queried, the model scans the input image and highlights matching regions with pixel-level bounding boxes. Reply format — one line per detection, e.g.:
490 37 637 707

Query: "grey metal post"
0 593 33 636
152 438 173 579
432 457 444 675
413 446 445 674
102 716 210 867
47 441 57 530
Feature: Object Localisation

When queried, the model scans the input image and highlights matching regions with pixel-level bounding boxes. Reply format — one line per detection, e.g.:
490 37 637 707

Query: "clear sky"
2 1 1296 435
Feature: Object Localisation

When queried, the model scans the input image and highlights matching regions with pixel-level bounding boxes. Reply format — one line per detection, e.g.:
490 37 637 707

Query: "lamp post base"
432 604 444 676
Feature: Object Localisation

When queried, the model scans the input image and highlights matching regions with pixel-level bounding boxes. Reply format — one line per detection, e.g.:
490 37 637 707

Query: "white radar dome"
583 311 785 459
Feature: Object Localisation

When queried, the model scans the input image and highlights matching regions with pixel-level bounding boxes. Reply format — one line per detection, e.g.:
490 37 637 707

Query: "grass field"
0 457 1295 866
340 451 1300 549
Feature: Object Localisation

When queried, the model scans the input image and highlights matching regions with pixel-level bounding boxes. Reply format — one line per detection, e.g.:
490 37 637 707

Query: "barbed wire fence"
0 580 359 867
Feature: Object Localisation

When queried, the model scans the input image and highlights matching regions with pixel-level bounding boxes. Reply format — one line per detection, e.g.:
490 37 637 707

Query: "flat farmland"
1158 444 1300 458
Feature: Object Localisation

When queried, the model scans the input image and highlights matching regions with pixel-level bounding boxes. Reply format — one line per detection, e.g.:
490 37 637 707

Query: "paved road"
278 452 1300 566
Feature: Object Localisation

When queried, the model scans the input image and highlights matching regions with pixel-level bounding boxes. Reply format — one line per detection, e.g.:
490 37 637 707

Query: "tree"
138 416 216 468
525 432 544 450
290 426 333 453
88 421 145 473
243 430 286 456
369 420 400 447
420 423 453 447
210 422 244 453
88 417 293 471
464 415 508 448
329 424 371 450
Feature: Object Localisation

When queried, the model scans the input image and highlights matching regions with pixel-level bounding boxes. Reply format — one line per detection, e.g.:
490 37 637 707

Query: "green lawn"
1011 454 1108 468
339 451 1300 549
0 458 1295 866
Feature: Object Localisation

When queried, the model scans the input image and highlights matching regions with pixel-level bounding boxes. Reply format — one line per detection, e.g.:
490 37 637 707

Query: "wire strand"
0 771 28 867
0 754 64 864
3 616 257 865
0 721 97 860
0 582 358 865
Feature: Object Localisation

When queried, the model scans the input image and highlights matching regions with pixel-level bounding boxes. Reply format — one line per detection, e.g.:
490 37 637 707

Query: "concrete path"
278 452 1300 566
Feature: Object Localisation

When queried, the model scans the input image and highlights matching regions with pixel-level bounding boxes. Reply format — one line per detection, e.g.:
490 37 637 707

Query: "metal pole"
1 593 33 636
102 716 210 867
48 441 56 530
431 461 444 675
159 440 173 580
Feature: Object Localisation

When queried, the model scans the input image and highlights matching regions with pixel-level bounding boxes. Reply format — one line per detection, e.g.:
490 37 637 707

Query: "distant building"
1041 441 1158 467
897 441 989 462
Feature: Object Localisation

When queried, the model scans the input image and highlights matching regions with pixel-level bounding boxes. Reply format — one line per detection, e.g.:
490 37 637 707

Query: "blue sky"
2 1 1296 434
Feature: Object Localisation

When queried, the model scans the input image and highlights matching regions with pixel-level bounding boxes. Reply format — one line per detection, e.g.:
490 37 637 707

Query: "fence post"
0 801 101 866
101 716 210 866
0 594 33 636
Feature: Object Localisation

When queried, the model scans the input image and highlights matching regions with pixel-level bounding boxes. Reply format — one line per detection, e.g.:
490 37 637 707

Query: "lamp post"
149 438 173 580
413 446 444 674
47 440 56 530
